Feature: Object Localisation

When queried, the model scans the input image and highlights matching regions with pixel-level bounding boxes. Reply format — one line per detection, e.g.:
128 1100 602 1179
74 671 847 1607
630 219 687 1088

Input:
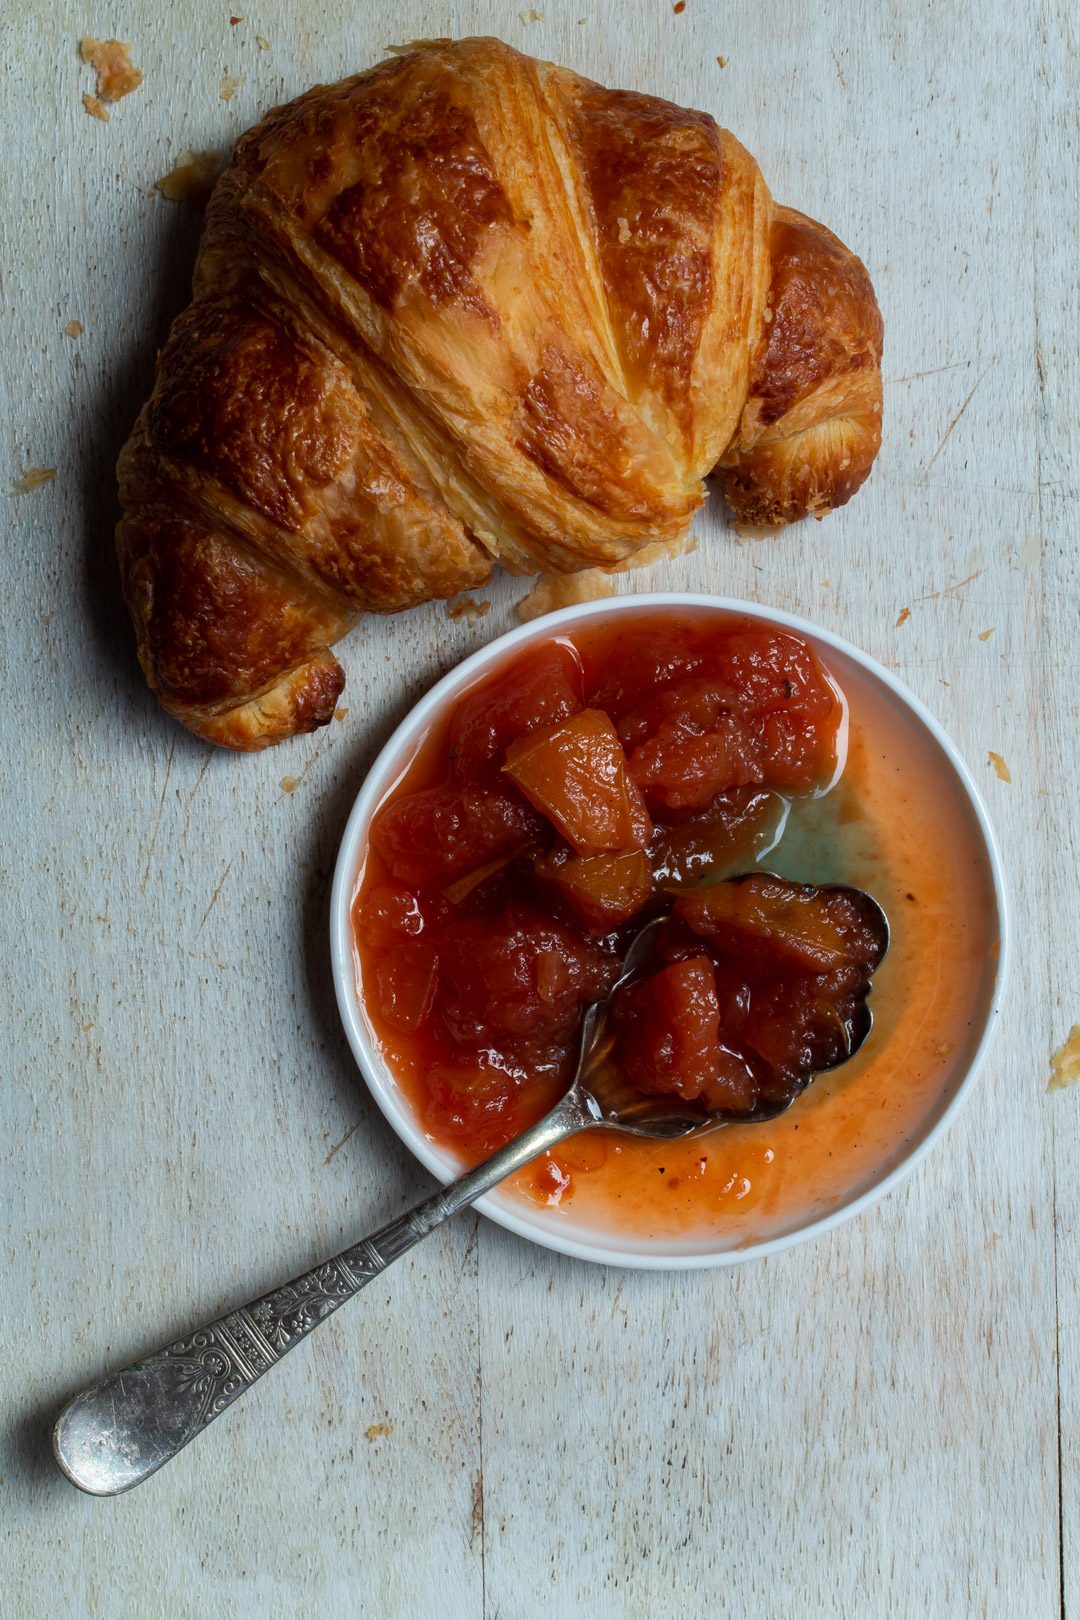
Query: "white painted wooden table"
2 1 1076 1613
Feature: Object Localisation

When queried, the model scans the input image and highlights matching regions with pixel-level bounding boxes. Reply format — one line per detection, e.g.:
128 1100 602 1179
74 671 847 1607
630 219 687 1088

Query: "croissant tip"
161 650 345 751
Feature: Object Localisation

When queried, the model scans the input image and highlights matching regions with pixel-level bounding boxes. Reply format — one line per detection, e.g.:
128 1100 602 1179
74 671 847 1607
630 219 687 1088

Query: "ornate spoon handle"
53 1090 597 1495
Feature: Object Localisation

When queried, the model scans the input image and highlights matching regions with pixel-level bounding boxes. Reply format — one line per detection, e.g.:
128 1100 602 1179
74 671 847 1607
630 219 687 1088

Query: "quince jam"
354 615 853 1160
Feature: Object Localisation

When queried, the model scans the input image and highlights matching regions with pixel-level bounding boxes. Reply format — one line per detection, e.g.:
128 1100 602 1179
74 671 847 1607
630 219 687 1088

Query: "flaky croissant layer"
117 37 883 749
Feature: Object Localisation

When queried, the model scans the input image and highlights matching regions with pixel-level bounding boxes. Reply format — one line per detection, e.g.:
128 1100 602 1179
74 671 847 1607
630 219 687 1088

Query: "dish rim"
329 591 1009 1270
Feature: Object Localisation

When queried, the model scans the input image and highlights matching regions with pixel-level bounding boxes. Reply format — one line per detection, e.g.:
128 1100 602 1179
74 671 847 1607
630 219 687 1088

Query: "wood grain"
0 1 1073 1615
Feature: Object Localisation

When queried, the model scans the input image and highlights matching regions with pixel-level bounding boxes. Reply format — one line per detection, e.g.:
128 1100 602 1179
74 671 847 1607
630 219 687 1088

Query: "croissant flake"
79 37 142 104
155 149 225 206
516 571 616 624
1049 1026 1080 1093
10 465 57 495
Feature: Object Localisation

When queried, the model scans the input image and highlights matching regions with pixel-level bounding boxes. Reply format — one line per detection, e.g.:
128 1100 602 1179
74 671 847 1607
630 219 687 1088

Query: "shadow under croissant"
78 200 205 754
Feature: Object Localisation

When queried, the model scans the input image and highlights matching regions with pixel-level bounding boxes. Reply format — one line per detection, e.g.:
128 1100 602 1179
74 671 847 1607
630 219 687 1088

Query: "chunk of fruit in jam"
531 846 652 931
701 631 837 719
371 782 541 888
442 847 531 905
612 957 758 1112
741 979 865 1080
371 939 438 1034
614 875 888 1117
622 681 765 811
434 907 618 1049
424 1055 565 1160
647 788 781 885
354 883 428 948
618 632 841 810
587 627 701 718
449 642 583 776
675 873 888 975
759 710 837 789
503 710 652 854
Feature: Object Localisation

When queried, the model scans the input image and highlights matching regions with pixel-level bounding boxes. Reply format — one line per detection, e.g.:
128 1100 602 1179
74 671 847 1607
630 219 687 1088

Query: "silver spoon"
53 894 886 1496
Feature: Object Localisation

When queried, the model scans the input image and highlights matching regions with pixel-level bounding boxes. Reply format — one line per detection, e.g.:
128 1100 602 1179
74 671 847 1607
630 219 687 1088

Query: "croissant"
117 36 883 750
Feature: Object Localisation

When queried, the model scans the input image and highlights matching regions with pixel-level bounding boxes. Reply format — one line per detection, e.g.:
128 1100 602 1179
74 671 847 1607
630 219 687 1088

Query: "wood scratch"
141 737 177 891
277 729 331 801
470 1469 485 1548
186 755 211 804
922 367 990 476
885 361 971 385
323 1119 362 1165
183 755 212 835
195 862 233 933
830 47 846 88
914 567 983 604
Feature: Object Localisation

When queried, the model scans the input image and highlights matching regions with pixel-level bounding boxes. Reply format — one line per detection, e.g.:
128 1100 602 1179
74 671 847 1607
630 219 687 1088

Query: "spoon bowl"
567 881 889 1141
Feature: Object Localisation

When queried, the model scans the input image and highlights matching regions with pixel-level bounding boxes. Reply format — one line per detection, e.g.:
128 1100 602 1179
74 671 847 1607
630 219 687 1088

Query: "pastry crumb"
80 37 142 103
978 627 995 641
446 597 492 623
365 1422 393 1442
518 7 545 19
155 149 224 205
516 569 615 623
83 93 109 122
987 750 1011 783
616 216 631 244
10 466 57 495
255 33 270 49
230 13 243 22
279 775 299 794
220 73 244 100
1049 1026 1080 1092
334 706 349 722
895 606 911 627
64 319 84 339
673 1 687 12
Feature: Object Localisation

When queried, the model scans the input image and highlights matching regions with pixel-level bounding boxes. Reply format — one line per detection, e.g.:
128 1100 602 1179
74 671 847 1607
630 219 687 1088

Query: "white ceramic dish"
330 594 1008 1270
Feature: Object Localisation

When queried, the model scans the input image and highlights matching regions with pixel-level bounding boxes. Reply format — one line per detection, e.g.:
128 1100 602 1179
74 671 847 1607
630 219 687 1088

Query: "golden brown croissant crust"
117 37 883 749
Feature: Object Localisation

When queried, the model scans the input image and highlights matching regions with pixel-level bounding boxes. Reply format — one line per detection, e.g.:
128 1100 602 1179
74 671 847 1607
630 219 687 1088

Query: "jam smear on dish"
358 617 847 1160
